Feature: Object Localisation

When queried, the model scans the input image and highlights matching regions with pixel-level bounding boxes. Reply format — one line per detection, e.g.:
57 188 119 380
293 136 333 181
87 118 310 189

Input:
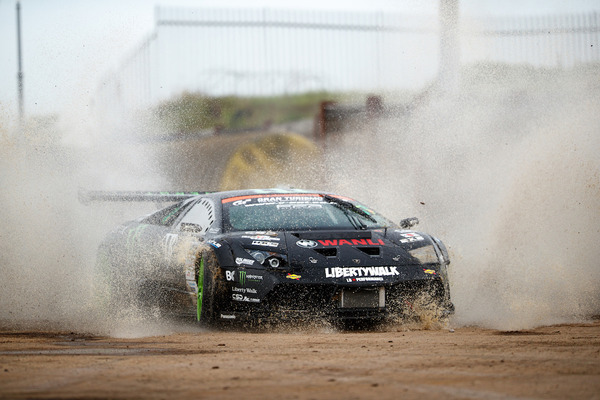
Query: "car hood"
223 229 434 266
284 229 432 269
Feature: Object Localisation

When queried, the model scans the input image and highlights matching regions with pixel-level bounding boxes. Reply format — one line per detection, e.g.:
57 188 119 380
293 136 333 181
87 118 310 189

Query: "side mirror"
399 217 419 229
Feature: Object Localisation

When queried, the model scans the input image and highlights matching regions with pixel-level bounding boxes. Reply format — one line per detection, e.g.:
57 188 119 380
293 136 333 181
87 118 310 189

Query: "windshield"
222 194 391 231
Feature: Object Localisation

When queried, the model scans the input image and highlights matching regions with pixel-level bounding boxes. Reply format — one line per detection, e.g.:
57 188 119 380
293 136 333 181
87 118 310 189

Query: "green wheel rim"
197 257 204 321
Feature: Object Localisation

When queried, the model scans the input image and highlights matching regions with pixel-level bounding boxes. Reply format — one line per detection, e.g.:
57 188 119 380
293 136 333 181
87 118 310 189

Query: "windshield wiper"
321 194 377 229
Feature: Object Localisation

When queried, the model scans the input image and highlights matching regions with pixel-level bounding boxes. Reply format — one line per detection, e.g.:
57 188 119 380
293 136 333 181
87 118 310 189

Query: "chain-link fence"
94 6 599 124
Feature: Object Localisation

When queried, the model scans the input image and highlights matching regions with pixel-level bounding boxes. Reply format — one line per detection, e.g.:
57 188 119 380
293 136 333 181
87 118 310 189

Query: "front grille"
263 284 337 313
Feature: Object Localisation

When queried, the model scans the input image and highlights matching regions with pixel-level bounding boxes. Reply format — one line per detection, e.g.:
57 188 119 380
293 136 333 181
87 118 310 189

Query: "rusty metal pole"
439 0 460 94
16 0 25 124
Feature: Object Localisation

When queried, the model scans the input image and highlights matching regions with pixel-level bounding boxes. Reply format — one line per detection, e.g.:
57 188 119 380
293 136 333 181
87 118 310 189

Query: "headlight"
247 249 285 269
408 245 440 264
248 250 268 264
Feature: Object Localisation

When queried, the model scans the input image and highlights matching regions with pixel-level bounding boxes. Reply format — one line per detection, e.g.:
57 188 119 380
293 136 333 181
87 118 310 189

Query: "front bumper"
217 277 453 323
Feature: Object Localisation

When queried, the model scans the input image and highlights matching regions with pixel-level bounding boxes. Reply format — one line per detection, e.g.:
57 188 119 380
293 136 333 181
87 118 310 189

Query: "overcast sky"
1 0 599 124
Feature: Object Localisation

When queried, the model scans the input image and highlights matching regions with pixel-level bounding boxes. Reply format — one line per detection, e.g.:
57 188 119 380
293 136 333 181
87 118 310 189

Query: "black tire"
196 250 221 326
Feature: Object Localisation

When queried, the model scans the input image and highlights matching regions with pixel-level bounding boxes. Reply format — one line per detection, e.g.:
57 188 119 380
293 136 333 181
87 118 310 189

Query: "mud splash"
2 63 598 334
0 115 165 335
325 64 600 330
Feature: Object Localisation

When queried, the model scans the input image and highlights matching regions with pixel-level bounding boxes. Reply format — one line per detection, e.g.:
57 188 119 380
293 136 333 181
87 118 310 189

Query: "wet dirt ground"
1 320 599 400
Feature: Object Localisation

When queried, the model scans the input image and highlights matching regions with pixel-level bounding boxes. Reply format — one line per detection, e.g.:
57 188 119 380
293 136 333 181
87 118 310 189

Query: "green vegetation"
154 91 341 135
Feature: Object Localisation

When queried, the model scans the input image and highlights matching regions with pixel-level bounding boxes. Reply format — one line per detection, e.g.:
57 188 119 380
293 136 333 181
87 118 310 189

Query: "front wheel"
196 250 222 326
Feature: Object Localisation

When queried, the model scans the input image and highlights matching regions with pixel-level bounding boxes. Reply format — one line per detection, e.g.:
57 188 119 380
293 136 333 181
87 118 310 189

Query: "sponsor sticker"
244 231 278 235
233 199 252 206
317 238 385 246
296 239 318 249
286 273 301 280
232 294 260 303
423 269 437 275
220 314 236 320
232 287 258 294
257 196 324 204
235 257 255 266
398 232 425 243
206 239 221 248
238 270 263 285
251 240 279 248
223 193 322 204
225 270 235 281
242 235 280 241
276 204 323 210
325 266 399 278
347 277 384 282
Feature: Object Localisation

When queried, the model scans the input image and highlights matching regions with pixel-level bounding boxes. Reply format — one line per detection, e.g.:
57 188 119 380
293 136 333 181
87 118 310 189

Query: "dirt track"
1 320 599 400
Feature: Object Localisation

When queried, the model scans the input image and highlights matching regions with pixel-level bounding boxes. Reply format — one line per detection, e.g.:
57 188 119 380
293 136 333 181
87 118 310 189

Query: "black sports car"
85 188 453 328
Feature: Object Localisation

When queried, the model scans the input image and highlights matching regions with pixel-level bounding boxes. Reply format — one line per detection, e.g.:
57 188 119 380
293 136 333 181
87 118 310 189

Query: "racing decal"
423 269 437 275
235 257 255 266
206 239 221 248
325 266 399 278
242 235 280 241
309 257 318 264
286 273 301 280
296 239 318 248
185 269 195 280
232 287 257 294
397 232 425 243
317 238 385 246
184 257 196 281
225 270 235 281
251 240 279 248
223 193 322 204
126 224 149 249
163 233 178 260
238 270 263 285
257 196 323 204
347 277 384 282
232 294 260 303
220 314 236 320
233 199 252 206
244 231 279 236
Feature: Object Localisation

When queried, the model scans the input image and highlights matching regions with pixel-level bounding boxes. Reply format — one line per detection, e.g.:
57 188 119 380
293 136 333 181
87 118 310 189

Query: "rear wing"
78 189 210 205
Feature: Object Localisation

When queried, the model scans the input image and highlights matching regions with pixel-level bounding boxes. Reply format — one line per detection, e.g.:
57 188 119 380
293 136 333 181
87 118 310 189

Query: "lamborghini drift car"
84 188 453 327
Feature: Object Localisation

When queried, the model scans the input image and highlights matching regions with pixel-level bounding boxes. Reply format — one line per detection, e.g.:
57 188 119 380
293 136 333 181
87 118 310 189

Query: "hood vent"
356 247 380 256
314 248 337 257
